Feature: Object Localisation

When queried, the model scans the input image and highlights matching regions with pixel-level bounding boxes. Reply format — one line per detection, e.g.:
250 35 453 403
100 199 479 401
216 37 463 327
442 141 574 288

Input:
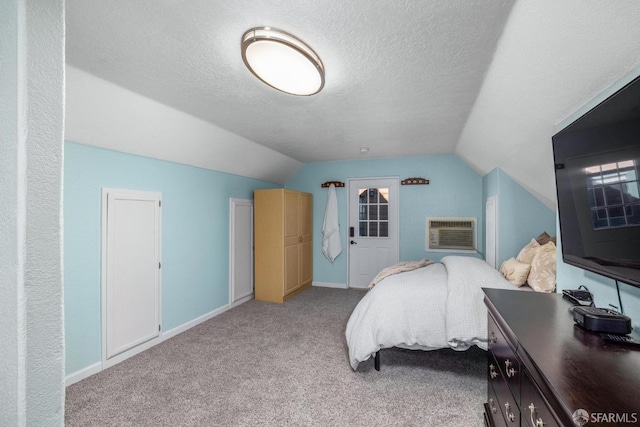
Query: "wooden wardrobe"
254 189 313 303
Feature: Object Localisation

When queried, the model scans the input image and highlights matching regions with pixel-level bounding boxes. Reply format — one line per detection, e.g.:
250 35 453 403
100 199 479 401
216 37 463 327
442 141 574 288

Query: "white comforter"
345 256 518 370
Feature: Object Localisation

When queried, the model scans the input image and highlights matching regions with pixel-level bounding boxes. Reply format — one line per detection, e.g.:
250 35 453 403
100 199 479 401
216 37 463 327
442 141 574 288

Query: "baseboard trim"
102 335 163 371
65 304 230 387
229 293 254 309
65 361 103 387
162 304 229 340
312 281 348 289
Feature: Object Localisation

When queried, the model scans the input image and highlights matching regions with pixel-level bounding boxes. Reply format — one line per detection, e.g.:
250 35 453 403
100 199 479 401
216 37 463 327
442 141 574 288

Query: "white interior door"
102 188 161 362
486 196 498 268
348 178 399 288
230 198 253 306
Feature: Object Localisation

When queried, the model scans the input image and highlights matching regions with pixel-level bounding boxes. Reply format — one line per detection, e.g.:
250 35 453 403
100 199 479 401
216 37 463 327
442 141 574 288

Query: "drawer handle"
489 331 498 343
529 403 544 427
505 402 516 423
505 359 517 378
489 363 498 379
489 398 498 414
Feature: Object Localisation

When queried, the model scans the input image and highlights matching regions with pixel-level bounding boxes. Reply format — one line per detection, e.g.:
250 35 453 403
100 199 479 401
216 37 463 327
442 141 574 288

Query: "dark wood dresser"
483 289 640 427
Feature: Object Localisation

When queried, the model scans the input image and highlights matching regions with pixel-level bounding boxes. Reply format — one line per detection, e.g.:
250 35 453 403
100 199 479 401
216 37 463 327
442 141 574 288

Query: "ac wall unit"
426 217 476 252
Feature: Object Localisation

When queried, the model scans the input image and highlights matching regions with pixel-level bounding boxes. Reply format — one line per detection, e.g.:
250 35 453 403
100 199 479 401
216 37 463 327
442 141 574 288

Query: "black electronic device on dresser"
483 289 640 427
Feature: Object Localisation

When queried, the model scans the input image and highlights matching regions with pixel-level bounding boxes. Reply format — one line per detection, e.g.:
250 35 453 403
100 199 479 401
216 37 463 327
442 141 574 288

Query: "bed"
345 256 526 370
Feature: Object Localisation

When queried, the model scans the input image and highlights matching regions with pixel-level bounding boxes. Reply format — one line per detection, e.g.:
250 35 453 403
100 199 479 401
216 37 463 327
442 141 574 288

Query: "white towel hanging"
322 184 342 263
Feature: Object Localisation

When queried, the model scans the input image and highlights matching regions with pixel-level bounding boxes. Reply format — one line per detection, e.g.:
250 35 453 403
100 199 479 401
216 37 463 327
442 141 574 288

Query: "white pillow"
528 242 557 292
499 257 531 287
516 238 540 264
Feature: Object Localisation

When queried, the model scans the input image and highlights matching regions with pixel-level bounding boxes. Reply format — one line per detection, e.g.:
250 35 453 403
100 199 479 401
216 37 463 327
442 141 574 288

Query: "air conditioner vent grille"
439 229 473 247
426 217 476 251
429 220 474 229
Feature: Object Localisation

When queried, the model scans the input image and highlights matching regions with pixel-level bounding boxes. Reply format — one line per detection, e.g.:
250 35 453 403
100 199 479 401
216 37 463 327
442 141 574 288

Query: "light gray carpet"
65 287 487 426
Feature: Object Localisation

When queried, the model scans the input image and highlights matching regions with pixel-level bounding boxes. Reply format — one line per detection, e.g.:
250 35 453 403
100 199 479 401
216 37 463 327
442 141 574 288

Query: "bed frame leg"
374 352 380 371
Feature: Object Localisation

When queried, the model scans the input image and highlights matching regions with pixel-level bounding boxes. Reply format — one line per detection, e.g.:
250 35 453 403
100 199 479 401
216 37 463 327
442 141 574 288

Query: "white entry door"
229 198 253 306
348 178 399 288
102 188 162 363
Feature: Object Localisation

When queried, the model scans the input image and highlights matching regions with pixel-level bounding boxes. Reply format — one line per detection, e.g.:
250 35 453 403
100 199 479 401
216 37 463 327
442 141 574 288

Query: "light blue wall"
483 167 499 196
286 155 483 285
64 142 279 374
483 168 555 266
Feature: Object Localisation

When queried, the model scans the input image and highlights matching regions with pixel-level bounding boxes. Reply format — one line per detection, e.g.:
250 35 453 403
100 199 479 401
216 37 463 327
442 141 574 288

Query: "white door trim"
229 198 254 308
347 176 400 288
101 187 162 370
485 195 498 269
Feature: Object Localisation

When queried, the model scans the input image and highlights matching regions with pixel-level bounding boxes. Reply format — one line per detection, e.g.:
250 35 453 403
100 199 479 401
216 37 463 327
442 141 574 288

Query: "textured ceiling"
65 0 515 163
66 1 640 206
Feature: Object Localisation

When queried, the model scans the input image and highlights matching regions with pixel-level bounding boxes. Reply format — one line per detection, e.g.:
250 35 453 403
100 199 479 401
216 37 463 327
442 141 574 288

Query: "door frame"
229 197 254 308
346 176 400 288
485 195 498 268
100 187 162 369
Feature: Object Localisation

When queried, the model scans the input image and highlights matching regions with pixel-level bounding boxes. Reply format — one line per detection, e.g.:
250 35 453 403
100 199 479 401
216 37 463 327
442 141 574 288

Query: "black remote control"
600 333 640 348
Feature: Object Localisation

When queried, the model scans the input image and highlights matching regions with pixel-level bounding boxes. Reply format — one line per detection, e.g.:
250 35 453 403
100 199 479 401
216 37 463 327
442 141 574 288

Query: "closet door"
230 198 253 305
283 191 300 294
284 244 300 294
102 188 162 362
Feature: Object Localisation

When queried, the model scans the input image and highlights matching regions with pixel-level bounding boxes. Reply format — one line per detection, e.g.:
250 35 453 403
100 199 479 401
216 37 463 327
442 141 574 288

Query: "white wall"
65 66 303 185
0 1 65 425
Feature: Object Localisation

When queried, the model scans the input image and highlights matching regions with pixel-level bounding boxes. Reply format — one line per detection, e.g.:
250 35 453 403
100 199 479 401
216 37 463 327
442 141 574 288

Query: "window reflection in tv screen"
585 160 640 229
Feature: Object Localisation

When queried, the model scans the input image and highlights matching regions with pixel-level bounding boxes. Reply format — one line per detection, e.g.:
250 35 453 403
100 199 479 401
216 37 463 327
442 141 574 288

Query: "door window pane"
359 205 368 221
379 221 388 237
369 206 378 220
369 222 378 237
359 189 367 203
359 221 367 237
378 188 389 204
380 205 388 220
357 187 390 238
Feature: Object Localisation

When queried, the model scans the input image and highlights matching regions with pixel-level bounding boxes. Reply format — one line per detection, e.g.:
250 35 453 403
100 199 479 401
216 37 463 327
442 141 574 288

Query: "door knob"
350 240 357 245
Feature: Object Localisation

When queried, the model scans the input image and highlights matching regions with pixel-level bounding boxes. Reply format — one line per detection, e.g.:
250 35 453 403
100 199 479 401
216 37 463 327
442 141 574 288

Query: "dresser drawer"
488 315 521 404
488 352 520 425
487 382 508 427
521 369 560 427
487 351 505 396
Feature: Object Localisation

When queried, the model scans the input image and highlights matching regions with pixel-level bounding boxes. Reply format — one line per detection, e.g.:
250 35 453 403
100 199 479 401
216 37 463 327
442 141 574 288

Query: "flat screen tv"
553 75 640 288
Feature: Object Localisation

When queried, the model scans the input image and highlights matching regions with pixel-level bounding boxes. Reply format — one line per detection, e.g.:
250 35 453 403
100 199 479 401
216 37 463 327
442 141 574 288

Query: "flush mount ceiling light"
241 27 325 96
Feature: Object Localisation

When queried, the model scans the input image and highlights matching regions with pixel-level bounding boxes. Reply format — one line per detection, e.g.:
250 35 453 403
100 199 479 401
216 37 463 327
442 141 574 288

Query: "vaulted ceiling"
65 0 640 208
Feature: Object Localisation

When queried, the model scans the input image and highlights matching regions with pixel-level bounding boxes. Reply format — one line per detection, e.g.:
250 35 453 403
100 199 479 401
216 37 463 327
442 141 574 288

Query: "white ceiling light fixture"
241 27 325 96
